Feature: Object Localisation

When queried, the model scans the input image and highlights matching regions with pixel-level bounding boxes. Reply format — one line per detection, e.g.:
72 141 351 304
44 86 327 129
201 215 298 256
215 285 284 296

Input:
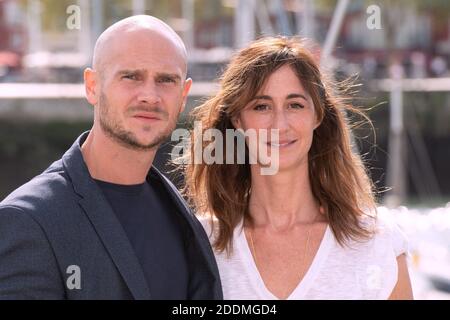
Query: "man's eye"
122 74 137 80
158 77 176 83
290 103 304 109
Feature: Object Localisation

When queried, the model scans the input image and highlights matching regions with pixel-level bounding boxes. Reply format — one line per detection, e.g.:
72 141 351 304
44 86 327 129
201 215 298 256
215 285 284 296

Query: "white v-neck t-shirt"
200 211 409 300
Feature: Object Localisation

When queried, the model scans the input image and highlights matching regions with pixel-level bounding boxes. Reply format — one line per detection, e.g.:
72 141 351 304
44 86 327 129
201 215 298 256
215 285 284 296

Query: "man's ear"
84 68 98 106
180 78 193 113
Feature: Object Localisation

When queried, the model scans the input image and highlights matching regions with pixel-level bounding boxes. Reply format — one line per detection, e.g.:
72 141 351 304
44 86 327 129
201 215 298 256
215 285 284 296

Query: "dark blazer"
0 132 222 300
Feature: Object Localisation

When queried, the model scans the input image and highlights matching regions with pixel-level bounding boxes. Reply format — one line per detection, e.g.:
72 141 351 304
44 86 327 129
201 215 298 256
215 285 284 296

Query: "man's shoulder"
149 167 193 215
0 159 76 217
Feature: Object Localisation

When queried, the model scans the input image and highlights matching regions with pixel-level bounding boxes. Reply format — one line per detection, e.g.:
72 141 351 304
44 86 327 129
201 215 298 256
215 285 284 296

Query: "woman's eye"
254 104 269 111
290 103 304 109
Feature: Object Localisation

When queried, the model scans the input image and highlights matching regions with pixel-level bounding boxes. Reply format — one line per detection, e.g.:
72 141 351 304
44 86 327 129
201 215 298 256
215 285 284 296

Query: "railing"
0 82 220 99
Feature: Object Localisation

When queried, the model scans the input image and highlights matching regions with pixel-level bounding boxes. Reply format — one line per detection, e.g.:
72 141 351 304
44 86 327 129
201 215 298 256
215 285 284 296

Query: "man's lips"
132 112 161 121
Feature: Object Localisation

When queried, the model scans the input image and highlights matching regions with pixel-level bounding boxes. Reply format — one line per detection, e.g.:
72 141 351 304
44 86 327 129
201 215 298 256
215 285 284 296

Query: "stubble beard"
98 92 178 151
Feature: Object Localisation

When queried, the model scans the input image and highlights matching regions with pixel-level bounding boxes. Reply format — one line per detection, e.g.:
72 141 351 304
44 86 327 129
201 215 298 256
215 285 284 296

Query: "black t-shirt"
95 175 189 299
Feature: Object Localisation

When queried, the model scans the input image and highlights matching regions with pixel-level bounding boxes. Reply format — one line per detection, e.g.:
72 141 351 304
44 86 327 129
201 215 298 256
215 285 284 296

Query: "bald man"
0 15 222 300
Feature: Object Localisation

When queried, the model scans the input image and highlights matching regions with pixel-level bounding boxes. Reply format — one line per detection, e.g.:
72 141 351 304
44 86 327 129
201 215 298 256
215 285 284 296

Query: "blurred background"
0 0 449 299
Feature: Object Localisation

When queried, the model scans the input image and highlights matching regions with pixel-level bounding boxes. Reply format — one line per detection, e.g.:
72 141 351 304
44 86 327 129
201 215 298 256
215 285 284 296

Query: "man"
0 15 222 299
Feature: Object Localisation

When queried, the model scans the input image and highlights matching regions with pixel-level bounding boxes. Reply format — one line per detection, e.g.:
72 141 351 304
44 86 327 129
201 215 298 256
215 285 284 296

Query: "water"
381 205 450 299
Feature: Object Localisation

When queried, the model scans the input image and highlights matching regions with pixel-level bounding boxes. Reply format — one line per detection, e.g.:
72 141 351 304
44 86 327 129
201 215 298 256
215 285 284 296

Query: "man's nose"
137 80 162 105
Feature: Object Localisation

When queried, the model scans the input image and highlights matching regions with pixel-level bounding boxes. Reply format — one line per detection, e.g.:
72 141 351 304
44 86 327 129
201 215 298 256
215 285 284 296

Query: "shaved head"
92 15 188 78
84 15 192 152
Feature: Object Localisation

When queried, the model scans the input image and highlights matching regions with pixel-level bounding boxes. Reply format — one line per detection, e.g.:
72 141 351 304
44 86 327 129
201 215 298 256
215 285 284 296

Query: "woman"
183 36 413 299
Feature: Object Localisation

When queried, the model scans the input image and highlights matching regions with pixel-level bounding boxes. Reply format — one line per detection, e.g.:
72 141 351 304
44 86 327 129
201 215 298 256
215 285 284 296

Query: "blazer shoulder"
1 160 76 220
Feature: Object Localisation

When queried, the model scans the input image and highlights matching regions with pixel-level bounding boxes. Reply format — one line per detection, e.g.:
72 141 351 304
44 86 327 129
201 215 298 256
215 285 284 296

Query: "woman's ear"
314 118 321 130
313 106 323 130
231 116 241 130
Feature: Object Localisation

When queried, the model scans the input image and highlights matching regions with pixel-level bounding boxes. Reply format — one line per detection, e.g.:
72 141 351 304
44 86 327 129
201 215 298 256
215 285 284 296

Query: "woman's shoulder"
341 207 410 258
196 213 219 242
373 207 410 257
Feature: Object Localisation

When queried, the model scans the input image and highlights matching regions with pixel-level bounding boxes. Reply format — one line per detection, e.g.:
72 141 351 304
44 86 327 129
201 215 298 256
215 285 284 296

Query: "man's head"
84 15 192 150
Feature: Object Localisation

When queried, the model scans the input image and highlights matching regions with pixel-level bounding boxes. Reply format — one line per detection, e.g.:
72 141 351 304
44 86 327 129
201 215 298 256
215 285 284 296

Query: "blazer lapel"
78 195 152 300
150 167 223 299
62 132 151 300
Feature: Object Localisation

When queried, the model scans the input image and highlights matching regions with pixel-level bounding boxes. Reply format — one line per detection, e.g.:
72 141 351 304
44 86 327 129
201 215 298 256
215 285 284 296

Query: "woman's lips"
266 140 297 147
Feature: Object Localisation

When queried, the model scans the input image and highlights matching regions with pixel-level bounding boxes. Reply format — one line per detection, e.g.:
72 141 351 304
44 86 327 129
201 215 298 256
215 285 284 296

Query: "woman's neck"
248 163 321 231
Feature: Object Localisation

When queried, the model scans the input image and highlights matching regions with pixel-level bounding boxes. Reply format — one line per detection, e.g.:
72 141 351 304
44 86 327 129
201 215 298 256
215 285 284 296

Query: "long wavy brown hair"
183 36 377 254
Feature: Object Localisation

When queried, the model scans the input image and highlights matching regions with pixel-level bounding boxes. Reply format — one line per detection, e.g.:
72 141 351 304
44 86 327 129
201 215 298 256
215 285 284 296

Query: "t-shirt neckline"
235 219 333 300
94 178 147 195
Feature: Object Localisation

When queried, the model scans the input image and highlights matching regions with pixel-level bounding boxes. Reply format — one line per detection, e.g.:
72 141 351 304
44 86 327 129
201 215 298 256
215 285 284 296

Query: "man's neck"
81 128 157 185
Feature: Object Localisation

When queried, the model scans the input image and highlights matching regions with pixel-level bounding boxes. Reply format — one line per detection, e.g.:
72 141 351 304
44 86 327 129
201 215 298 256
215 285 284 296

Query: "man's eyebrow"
252 93 308 101
114 70 182 81
115 69 144 76
155 72 182 81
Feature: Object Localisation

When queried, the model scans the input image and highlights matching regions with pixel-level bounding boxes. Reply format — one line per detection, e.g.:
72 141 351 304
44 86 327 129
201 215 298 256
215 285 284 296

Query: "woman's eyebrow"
253 95 272 101
252 93 308 101
286 93 308 101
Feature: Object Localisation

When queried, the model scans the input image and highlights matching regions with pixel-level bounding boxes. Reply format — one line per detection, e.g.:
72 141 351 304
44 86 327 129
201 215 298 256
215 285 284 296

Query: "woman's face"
233 64 320 173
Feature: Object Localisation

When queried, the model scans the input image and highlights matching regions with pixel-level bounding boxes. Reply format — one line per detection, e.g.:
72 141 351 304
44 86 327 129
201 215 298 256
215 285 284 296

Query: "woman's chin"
253 156 307 175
